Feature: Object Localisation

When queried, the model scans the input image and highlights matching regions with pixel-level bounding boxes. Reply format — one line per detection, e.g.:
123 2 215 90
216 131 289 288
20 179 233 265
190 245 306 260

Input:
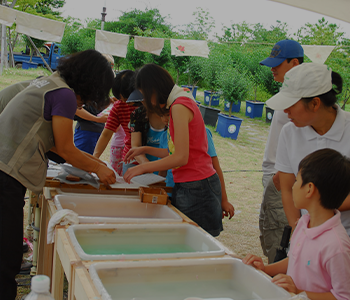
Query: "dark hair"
57 49 114 110
298 148 350 209
301 71 343 107
135 63 174 115
286 57 304 64
112 70 135 100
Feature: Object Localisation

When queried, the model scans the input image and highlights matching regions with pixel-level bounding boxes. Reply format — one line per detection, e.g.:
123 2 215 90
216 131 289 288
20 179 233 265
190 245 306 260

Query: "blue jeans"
0 171 26 299
74 127 101 155
172 173 223 237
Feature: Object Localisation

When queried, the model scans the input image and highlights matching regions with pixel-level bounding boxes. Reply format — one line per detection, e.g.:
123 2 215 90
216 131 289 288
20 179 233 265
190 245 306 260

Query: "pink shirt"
111 126 125 148
169 97 215 183
287 210 350 300
105 101 136 158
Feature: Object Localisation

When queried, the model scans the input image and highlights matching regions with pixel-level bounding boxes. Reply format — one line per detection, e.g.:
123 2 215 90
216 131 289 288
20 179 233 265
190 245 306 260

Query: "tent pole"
26 35 53 73
0 23 6 75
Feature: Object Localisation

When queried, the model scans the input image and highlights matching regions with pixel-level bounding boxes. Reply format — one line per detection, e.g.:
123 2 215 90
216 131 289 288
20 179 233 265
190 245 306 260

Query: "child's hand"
271 274 300 294
222 201 234 219
123 164 145 183
242 254 265 272
124 147 145 164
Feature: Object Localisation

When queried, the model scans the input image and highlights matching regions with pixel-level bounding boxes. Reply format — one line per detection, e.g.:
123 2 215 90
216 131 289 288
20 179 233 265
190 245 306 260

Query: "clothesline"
0 5 210 58
0 5 345 63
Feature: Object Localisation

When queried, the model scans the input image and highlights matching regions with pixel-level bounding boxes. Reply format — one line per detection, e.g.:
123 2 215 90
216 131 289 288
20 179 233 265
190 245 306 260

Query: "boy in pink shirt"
243 148 350 300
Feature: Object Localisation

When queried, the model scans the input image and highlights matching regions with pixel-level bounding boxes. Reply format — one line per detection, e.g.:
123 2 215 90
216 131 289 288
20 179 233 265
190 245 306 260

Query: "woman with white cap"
266 63 350 235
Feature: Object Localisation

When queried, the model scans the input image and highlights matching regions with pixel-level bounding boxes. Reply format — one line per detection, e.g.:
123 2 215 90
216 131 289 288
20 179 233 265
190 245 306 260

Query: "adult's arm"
75 107 107 123
123 104 191 183
131 131 149 164
280 171 300 230
52 115 116 185
211 156 234 219
93 127 114 158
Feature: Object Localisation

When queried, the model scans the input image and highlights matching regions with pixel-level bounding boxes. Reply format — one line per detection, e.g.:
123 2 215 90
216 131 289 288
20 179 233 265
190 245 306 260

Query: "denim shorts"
172 173 223 237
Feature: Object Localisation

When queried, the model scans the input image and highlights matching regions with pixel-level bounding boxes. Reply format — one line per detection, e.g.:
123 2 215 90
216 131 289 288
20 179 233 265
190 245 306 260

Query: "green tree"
201 44 227 106
218 64 250 117
60 18 98 54
104 8 172 36
218 21 253 43
22 35 45 62
14 0 64 18
187 56 205 87
181 8 215 40
218 21 289 43
252 21 289 43
295 18 345 45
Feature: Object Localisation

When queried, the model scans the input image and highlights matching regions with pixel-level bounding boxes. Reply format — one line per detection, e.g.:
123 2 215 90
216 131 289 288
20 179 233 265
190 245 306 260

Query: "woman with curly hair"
0 49 116 299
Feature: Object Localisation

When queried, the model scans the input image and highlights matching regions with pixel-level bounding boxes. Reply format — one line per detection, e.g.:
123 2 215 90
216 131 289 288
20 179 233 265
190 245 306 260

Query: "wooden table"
41 186 238 299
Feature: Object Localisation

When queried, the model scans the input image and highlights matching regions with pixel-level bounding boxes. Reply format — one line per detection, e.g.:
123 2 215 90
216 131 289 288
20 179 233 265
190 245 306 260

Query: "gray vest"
0 72 71 192
0 80 32 113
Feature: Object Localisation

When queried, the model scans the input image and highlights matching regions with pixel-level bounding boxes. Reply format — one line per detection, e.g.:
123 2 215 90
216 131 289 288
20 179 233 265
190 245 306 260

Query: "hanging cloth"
95 30 129 58
134 36 164 56
171 39 210 58
15 10 65 42
302 45 335 64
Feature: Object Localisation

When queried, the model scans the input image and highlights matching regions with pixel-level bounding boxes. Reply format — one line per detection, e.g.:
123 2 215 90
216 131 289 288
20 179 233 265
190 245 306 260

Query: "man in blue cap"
259 39 304 263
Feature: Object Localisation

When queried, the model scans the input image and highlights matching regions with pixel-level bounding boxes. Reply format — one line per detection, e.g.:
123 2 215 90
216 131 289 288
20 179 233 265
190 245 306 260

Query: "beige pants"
259 174 289 263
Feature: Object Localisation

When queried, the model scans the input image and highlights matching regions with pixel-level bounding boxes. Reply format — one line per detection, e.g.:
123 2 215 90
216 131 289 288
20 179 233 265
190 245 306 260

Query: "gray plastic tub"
89 257 292 300
54 194 182 223
68 223 226 261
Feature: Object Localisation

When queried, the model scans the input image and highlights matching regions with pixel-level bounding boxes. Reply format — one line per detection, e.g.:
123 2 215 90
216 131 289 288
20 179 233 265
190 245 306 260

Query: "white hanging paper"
0 5 16 26
134 36 164 56
15 10 65 42
95 30 129 58
302 45 335 64
171 39 210 58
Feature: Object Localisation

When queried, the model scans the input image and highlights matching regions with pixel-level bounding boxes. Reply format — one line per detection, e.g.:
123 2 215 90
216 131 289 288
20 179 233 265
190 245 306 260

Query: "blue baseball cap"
260 40 304 68
126 89 143 103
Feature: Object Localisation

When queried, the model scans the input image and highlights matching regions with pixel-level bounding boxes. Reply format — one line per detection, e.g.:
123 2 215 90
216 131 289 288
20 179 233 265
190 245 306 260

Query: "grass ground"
3 67 348 299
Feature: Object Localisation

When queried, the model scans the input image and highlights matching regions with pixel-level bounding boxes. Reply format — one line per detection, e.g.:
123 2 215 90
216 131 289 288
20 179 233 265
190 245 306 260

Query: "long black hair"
135 64 174 115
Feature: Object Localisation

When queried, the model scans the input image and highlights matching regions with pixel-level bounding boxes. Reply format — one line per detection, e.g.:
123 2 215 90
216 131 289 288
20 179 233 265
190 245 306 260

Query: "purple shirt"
44 88 77 121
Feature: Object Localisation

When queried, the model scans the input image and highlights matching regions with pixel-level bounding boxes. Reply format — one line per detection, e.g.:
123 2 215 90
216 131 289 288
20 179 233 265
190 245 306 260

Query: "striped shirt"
105 100 137 158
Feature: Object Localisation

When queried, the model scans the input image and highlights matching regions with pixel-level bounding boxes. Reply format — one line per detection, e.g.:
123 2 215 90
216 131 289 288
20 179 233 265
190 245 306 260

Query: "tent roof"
270 0 350 24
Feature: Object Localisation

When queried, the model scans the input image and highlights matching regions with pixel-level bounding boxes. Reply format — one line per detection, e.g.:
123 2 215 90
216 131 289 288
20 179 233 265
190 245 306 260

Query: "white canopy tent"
269 0 350 24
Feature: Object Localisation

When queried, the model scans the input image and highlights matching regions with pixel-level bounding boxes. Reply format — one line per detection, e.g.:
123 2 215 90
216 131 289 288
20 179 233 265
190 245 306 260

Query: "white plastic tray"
68 223 226 261
54 194 182 223
89 257 291 300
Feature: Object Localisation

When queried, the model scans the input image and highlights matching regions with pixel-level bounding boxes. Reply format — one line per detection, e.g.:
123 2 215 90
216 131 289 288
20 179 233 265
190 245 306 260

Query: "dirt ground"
18 99 270 299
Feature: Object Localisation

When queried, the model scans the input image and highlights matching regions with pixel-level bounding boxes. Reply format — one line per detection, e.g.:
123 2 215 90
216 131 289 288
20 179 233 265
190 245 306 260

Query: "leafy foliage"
104 8 173 36
22 35 45 62
7 4 350 109
60 18 97 54
295 18 345 45
14 0 64 18
218 65 250 117
180 8 215 40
